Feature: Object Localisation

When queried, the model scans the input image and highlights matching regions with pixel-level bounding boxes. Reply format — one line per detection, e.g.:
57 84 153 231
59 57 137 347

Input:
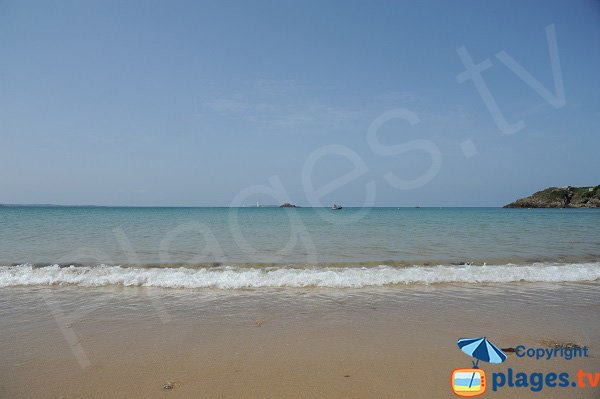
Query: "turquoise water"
1 206 598 266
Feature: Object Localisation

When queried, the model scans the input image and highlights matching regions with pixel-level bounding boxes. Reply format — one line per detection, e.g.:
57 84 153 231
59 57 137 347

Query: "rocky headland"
504 186 600 208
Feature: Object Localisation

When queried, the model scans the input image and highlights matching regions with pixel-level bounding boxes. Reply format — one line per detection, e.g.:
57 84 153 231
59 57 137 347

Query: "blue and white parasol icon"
457 337 507 388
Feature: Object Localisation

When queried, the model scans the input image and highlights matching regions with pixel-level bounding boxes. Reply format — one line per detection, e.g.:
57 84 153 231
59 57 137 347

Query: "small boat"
331 203 342 210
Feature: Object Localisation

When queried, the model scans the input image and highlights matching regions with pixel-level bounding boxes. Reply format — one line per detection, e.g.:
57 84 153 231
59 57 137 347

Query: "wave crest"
1 263 599 289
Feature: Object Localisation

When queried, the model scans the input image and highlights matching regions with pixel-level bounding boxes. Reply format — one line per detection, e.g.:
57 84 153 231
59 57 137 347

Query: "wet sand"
1 283 599 398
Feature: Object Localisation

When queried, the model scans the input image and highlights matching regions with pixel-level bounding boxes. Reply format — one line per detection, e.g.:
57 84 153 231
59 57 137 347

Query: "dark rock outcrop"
279 203 298 208
504 186 600 208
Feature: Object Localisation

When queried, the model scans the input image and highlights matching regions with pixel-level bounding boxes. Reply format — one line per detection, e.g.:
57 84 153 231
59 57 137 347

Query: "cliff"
504 186 600 208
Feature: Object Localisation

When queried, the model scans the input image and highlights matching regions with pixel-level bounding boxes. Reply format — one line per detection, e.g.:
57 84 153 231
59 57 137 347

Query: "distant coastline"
0 204 104 207
504 186 600 208
2 190 600 209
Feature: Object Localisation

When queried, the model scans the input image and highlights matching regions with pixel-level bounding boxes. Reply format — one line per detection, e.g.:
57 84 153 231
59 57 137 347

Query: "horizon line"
0 203 507 208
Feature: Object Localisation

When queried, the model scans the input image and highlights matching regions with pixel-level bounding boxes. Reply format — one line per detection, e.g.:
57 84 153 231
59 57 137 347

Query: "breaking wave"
1 262 600 289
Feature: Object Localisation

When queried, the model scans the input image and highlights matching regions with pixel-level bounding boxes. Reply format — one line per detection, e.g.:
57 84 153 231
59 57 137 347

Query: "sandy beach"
1 282 599 398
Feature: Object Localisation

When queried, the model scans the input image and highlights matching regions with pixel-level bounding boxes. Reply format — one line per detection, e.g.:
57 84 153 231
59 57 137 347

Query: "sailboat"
331 203 342 210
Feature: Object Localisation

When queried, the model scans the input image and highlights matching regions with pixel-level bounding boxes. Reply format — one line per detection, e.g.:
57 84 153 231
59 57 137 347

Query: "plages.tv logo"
451 337 507 397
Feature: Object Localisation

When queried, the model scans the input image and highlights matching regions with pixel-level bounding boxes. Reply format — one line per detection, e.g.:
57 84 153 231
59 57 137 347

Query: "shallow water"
1 207 599 265
1 206 599 289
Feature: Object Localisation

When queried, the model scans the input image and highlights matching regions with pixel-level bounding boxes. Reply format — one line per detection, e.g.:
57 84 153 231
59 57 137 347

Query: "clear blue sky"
1 0 599 206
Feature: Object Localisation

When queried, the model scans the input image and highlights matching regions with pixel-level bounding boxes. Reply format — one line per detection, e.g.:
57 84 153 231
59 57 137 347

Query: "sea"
1 206 599 289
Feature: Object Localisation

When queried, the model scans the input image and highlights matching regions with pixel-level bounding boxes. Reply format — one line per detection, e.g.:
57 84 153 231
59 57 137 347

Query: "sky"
1 0 599 207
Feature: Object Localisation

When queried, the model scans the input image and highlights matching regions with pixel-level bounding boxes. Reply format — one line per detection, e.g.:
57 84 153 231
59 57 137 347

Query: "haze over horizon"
1 0 599 207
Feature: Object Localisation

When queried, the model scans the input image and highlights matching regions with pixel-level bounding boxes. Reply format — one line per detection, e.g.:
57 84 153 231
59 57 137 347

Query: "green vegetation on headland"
504 186 600 208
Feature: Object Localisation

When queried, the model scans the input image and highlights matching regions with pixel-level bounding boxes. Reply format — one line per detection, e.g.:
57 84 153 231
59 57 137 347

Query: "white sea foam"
1 263 599 289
